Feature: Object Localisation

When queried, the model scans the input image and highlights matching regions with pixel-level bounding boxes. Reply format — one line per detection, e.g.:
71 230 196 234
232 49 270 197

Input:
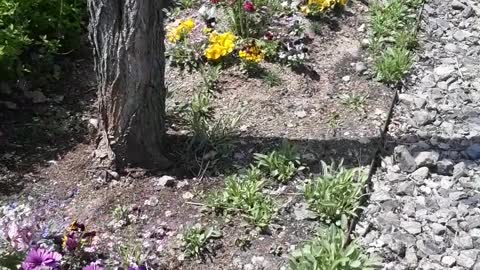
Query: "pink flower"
243 1 255 12
3 222 33 251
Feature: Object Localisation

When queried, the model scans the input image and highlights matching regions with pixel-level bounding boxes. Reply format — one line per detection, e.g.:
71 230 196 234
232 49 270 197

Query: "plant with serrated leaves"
206 172 274 229
304 161 366 223
254 143 304 183
182 225 222 258
289 225 374 270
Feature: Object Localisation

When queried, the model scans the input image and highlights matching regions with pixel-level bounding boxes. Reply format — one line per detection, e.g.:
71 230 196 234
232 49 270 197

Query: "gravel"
357 0 480 268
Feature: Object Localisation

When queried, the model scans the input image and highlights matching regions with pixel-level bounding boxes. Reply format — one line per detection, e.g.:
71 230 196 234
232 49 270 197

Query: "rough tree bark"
87 0 169 168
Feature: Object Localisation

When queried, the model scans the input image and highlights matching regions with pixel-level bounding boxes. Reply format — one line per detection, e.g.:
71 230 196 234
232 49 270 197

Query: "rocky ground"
356 0 480 269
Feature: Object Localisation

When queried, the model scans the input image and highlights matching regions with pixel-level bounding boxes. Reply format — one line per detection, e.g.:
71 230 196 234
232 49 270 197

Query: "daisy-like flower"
21 248 62 270
82 262 104 270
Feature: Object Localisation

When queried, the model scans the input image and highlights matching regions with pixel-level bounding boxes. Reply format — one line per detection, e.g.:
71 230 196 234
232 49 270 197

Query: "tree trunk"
88 0 169 168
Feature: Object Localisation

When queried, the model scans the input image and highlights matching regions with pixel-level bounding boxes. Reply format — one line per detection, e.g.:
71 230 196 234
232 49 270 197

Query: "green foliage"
0 0 85 76
289 225 373 270
257 40 280 62
254 143 305 183
369 0 423 83
206 169 275 229
117 244 144 268
178 0 197 9
112 205 131 226
375 46 412 83
185 89 241 169
199 64 222 92
262 70 282 87
340 93 368 112
182 225 222 258
0 250 24 270
304 161 366 223
167 40 201 71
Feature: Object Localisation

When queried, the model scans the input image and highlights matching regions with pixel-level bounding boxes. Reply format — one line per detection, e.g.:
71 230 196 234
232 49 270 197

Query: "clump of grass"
206 168 275 229
375 46 412 83
304 161 367 223
185 89 241 173
369 0 424 83
289 225 373 270
340 93 368 112
262 70 282 87
181 225 222 258
254 143 305 183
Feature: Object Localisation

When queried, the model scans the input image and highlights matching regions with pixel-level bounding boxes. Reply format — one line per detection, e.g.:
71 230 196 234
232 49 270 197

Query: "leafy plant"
340 93 368 112
206 170 275 229
178 0 197 9
185 89 241 170
375 46 412 83
0 0 85 77
289 225 373 270
199 64 222 92
369 0 423 83
304 161 367 223
182 225 222 258
254 143 305 183
262 70 282 87
111 205 131 227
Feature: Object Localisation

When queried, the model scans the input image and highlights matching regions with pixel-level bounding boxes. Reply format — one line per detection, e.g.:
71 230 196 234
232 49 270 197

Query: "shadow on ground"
0 47 96 196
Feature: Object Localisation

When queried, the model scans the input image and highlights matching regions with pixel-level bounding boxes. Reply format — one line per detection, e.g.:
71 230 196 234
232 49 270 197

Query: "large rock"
415 151 440 167
465 144 480 160
395 146 417 173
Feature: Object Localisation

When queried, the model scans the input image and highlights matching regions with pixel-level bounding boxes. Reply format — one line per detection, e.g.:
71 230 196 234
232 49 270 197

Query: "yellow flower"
239 43 264 63
300 5 311 14
205 31 237 61
166 18 196 43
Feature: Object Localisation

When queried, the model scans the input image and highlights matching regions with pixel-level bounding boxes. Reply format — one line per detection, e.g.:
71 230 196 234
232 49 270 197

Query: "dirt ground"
0 1 394 269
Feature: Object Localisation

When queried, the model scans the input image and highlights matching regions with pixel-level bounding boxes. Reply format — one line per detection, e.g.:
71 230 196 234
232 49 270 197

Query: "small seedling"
304 161 367 223
111 205 132 227
289 225 374 270
182 225 222 258
254 143 304 183
340 93 368 112
327 112 341 130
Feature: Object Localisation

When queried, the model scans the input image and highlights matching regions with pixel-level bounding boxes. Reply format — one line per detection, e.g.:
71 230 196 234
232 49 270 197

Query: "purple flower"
62 233 79 251
128 266 147 270
21 248 62 270
83 262 105 270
